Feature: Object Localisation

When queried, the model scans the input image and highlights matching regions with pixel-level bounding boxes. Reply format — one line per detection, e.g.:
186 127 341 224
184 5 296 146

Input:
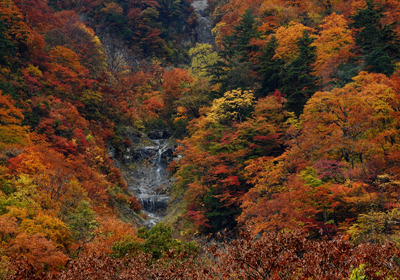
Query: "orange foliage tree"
173 92 287 234
0 91 29 154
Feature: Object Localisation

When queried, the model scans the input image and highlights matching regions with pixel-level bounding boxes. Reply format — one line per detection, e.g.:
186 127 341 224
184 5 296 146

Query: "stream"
109 131 175 228
128 138 175 227
113 1 214 228
192 0 214 44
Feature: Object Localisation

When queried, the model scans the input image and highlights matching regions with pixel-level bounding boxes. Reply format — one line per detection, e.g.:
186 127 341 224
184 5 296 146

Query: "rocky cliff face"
192 0 214 45
110 0 214 228
182 0 215 48
109 129 176 227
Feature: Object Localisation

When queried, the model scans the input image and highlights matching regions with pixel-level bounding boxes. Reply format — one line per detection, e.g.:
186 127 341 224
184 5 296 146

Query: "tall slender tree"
281 30 319 116
259 36 284 97
350 0 400 76
0 21 15 67
210 9 261 94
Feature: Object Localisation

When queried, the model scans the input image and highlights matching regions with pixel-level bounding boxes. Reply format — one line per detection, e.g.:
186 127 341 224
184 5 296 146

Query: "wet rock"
147 130 172 140
127 132 140 143
137 146 157 159
109 129 176 227
192 0 214 45
125 138 175 225
138 194 169 213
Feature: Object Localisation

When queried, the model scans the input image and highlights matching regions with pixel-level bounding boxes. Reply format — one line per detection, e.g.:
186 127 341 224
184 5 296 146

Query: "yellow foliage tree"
207 89 254 123
188 43 218 81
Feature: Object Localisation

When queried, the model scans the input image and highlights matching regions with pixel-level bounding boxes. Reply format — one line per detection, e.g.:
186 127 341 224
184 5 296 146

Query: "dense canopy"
1 0 400 278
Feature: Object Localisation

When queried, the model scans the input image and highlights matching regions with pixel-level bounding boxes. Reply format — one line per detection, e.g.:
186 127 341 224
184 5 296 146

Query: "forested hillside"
2 0 400 278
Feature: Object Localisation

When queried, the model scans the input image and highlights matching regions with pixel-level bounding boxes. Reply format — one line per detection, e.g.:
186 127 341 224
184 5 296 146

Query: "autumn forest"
1 0 400 278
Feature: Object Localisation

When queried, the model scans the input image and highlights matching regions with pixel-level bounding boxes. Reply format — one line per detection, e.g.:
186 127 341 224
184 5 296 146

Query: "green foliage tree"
0 20 15 67
136 222 198 260
259 36 284 97
281 30 319 116
65 200 97 253
349 264 367 280
210 9 261 94
348 208 400 245
219 9 260 61
350 0 400 76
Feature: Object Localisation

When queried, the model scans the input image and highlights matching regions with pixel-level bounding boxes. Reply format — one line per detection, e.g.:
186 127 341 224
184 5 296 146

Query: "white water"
128 139 174 227
192 0 214 44
192 0 208 13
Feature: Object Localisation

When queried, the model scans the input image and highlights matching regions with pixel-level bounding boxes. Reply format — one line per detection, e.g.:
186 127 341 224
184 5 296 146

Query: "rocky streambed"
109 130 176 227
192 0 214 45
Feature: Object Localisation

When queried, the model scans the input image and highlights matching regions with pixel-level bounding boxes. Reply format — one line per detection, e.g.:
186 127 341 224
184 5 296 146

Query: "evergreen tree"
281 30 319 116
203 187 239 234
0 21 16 67
350 0 400 76
259 36 284 97
0 21 17 99
219 9 260 62
209 9 261 94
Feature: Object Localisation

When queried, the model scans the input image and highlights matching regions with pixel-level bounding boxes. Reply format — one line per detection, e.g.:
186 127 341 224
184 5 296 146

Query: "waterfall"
154 140 164 184
192 0 214 45
122 137 175 227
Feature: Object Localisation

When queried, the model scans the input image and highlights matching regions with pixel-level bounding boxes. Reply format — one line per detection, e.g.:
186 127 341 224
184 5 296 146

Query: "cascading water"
192 0 214 45
124 137 175 227
112 0 216 226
